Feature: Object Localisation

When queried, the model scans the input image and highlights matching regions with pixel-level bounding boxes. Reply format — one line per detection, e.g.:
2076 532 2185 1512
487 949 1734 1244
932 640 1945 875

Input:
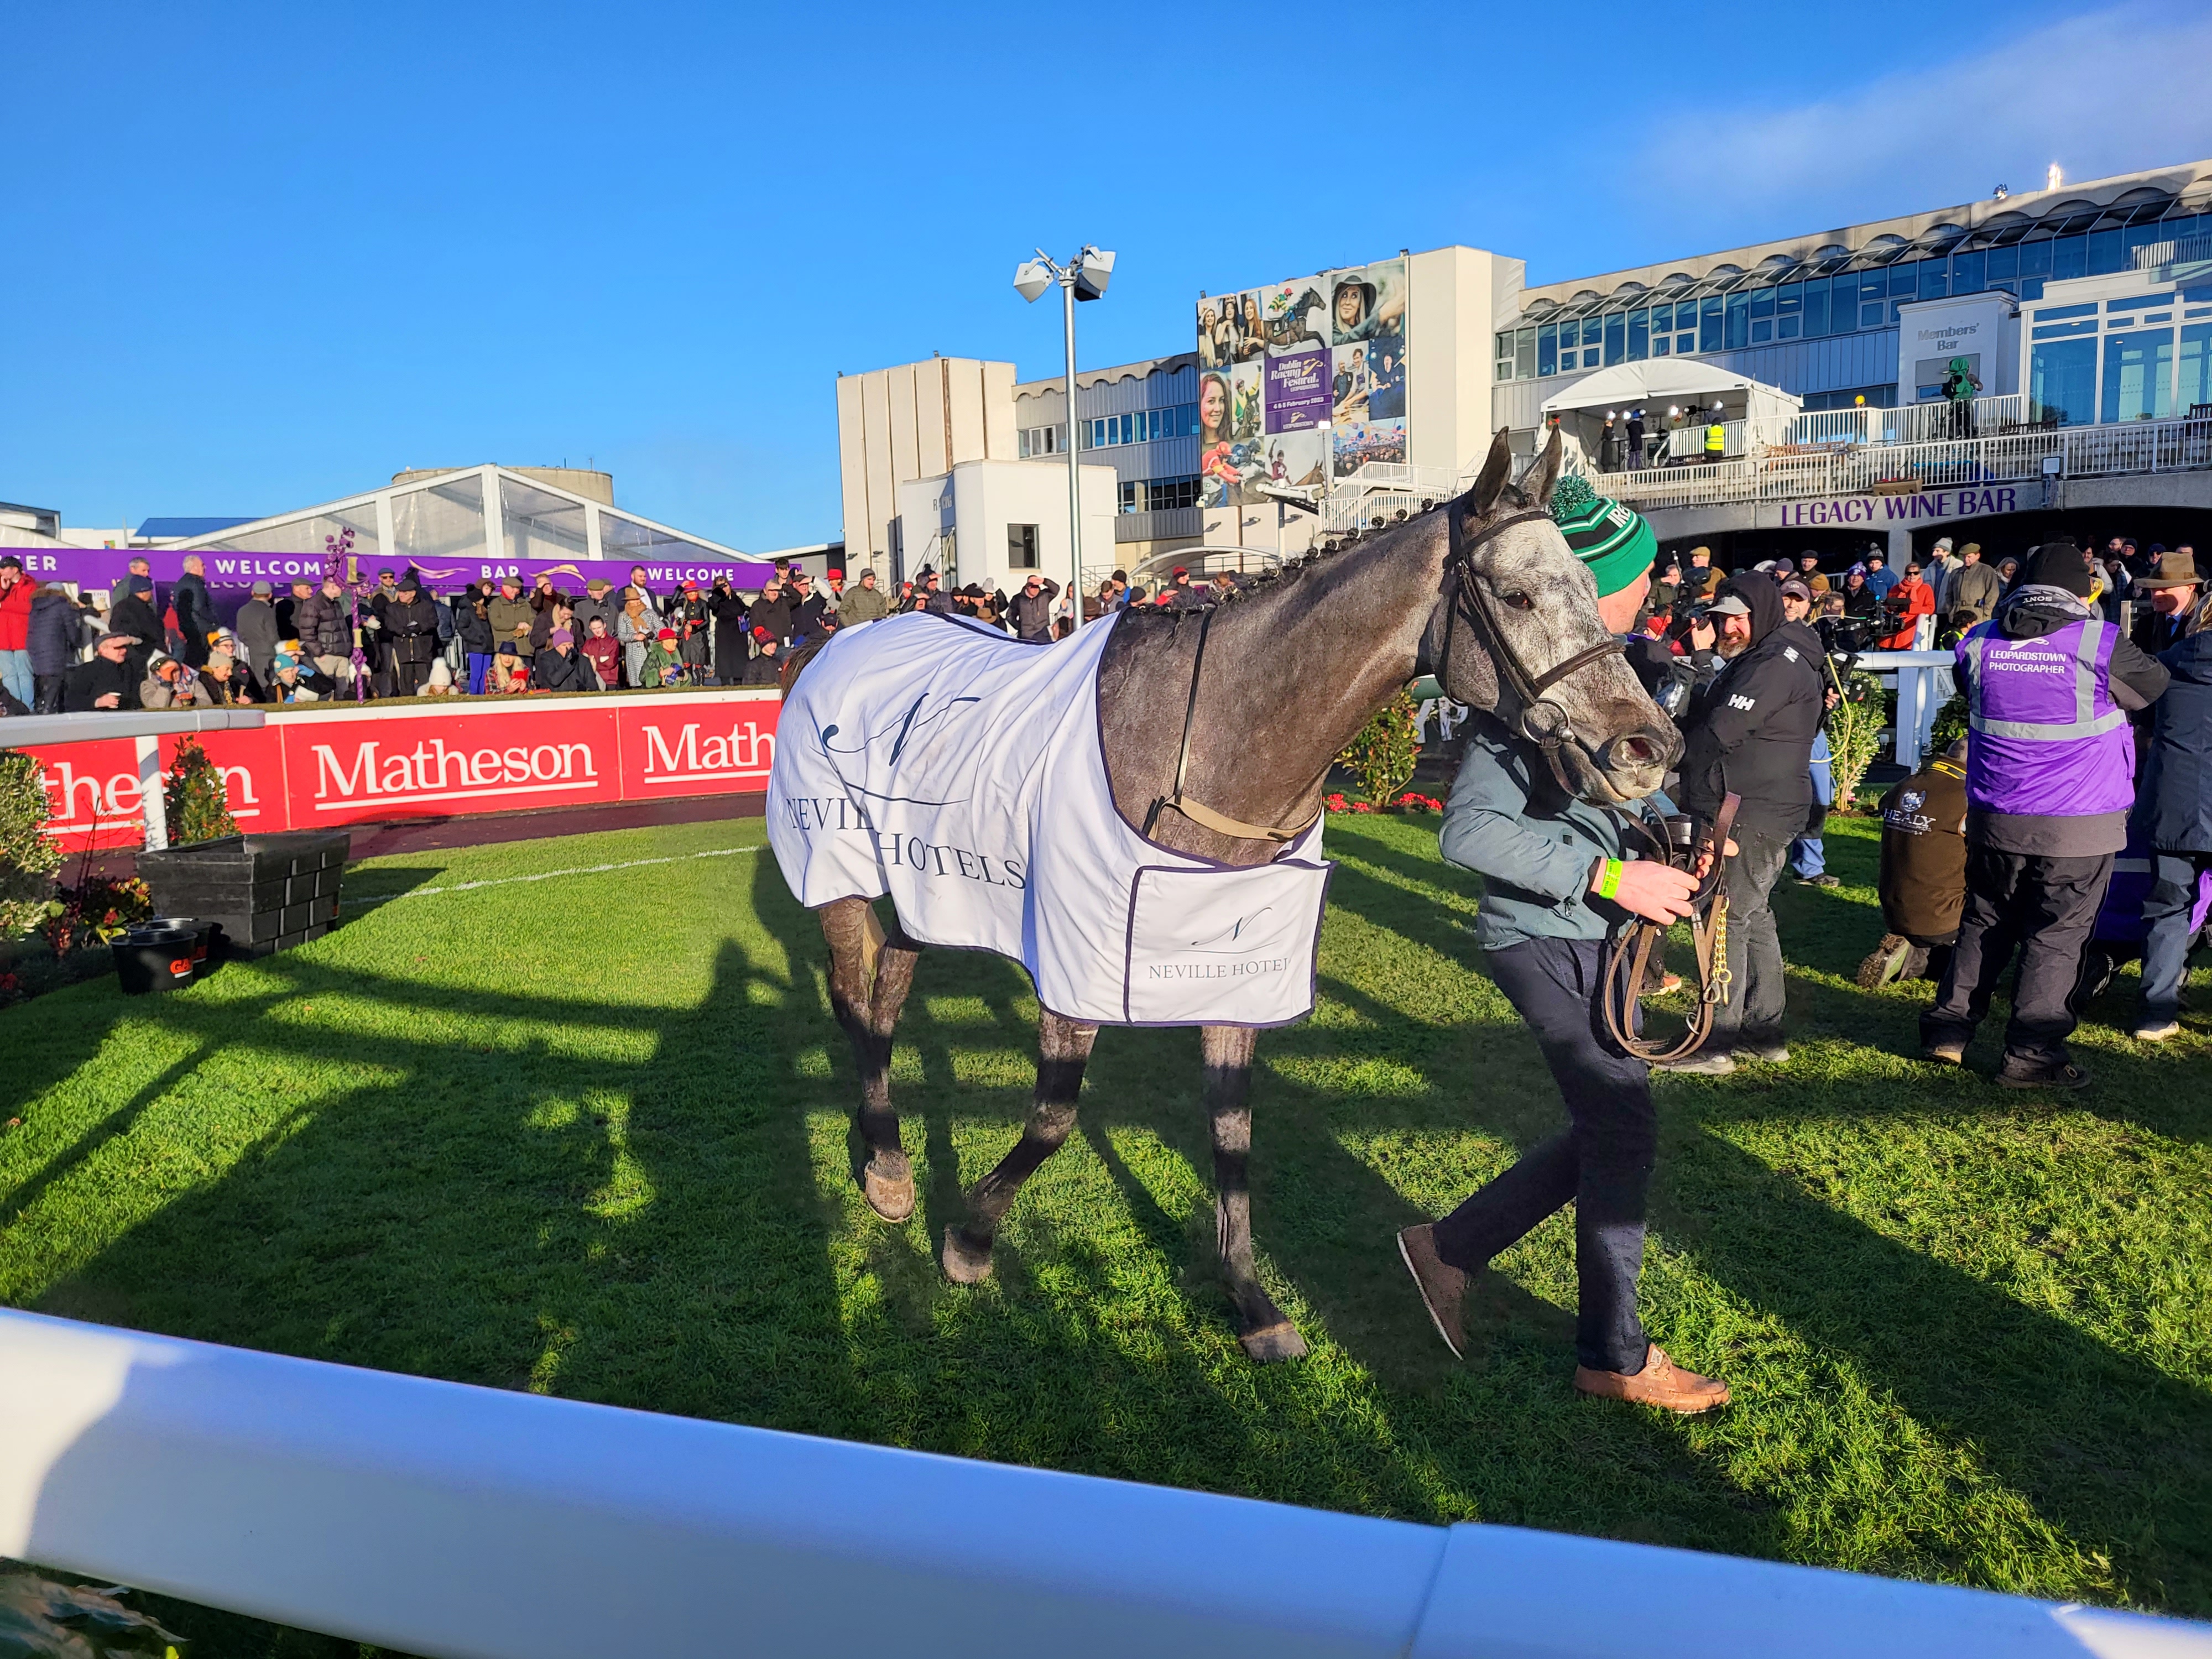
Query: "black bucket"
113 917 211 997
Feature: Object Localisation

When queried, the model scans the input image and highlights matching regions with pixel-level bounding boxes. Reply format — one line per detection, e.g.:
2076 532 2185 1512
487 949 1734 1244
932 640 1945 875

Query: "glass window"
1516 328 1536 378
2030 336 2098 426
2102 328 2174 421
1952 250 1985 295
1986 246 2018 284
2032 320 2096 340
1582 316 1604 350
1725 291 1749 349
1628 309 1648 360
2107 292 2178 312
2021 278 2047 301
1699 295 1724 353
1749 288 1776 320
500 476 588 565
2052 235 2088 280
1654 332 1672 356
2019 239 2054 278
1919 260 1948 300
2123 220 2168 262
1891 261 1920 296
391 473 486 565
2034 302 2097 321
2181 322 2212 413
1751 319 1772 344
1496 332 1515 381
2088 227 2126 275
1537 324 1557 377
1604 312 1626 364
197 503 382 570
1803 276 1829 336
596 513 726 573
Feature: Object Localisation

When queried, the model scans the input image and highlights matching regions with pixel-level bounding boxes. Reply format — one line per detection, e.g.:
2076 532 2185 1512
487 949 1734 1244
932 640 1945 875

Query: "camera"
1816 613 1875 656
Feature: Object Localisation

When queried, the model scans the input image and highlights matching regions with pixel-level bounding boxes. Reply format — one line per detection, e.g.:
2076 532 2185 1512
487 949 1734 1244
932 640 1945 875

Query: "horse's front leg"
1203 1024 1306 1361
942 1011 1098 1283
821 896 921 1222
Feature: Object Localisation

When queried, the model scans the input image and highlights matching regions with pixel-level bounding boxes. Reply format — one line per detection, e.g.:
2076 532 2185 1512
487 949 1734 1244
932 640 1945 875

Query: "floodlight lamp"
1014 260 1054 304
1073 246 1115 302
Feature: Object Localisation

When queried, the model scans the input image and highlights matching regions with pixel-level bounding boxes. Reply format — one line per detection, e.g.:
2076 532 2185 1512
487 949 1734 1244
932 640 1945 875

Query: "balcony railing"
1606 410 2212 514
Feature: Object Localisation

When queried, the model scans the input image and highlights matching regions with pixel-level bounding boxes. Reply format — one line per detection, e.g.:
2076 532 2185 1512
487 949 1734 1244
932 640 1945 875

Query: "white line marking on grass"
349 844 766 906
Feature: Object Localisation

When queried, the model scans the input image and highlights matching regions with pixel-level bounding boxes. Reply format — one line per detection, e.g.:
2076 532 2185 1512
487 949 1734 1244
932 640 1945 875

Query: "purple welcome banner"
0 548 776 596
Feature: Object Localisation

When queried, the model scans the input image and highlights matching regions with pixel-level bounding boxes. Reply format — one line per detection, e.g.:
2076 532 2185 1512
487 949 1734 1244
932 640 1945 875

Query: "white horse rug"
767 610 1332 1027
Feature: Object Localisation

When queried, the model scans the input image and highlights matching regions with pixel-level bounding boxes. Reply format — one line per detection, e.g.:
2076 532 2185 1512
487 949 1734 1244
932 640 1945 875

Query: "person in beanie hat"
1399 462 1731 1413
839 568 890 624
1919 539 2169 1086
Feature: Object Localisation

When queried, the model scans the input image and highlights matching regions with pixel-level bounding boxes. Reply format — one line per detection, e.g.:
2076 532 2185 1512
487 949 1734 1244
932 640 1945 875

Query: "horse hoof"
941 1224 995 1284
1238 1321 1308 1363
862 1164 915 1223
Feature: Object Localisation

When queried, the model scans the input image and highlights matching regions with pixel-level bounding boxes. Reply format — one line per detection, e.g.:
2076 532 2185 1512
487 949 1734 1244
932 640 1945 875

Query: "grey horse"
806 428 1679 1360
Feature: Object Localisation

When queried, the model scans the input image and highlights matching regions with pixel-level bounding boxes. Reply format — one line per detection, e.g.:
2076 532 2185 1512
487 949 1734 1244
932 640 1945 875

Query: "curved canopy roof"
1540 359 1799 414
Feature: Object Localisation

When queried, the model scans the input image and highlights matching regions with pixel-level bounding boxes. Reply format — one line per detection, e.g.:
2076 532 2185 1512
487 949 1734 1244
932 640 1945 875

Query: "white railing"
1662 421 1746 463
1 1310 2203 1659
2133 235 2212 273
3 708 267 851
1880 395 2030 446
1608 409 2212 514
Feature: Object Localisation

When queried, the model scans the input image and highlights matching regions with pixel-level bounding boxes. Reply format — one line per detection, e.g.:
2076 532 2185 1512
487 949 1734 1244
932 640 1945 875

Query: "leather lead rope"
1601 793 1741 1064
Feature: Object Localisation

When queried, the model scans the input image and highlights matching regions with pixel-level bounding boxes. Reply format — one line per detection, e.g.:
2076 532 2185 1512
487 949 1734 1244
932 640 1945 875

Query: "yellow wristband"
1597 858 1624 900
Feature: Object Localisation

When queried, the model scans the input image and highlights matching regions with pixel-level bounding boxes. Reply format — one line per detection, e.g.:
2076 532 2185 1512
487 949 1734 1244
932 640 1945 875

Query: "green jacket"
1438 730 1675 952
487 596 536 658
838 585 890 623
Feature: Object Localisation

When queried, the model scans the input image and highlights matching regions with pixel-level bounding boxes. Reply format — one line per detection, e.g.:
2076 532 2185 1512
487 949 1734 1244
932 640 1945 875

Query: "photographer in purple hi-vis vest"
1919 539 2169 1088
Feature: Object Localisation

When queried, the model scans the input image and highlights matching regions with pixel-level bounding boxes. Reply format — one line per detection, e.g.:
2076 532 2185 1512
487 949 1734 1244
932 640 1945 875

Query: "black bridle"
1435 505 1629 795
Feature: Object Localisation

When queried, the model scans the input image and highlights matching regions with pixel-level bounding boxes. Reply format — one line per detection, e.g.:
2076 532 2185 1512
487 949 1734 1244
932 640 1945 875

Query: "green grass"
2 811 2208 1626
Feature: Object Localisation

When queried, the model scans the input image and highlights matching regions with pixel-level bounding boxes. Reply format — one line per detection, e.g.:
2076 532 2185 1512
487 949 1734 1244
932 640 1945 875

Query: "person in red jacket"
0 556 35 711
1880 561 1937 650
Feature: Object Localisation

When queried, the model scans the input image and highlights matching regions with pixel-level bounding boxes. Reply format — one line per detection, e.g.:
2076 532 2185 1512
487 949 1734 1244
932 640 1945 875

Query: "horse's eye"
1503 591 1534 611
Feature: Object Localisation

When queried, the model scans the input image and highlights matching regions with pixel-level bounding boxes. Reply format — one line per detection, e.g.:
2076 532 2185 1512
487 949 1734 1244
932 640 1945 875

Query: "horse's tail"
779 638 829 698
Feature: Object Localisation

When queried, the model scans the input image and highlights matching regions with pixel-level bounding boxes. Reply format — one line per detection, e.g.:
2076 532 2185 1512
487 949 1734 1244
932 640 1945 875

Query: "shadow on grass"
4 814 2204 1613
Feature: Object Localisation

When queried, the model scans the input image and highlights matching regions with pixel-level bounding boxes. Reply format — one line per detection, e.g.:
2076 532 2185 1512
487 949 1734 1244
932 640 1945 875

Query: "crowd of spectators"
0 548 1281 721
1614 528 2211 1086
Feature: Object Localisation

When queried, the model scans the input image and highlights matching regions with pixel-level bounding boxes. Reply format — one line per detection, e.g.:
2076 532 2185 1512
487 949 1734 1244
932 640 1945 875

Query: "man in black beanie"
1920 539 2168 1086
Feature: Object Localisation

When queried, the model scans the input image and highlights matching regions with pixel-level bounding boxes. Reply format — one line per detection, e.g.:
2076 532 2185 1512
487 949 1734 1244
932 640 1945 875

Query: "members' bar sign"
1775 487 2018 526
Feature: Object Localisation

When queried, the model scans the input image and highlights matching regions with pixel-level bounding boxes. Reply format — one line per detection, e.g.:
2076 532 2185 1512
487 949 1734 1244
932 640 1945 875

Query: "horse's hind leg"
942 1011 1098 1284
1203 1024 1307 1362
821 896 921 1223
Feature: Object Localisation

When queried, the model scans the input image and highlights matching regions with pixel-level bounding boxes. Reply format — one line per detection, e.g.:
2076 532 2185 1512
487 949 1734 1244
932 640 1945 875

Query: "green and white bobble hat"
1549 475 1657 598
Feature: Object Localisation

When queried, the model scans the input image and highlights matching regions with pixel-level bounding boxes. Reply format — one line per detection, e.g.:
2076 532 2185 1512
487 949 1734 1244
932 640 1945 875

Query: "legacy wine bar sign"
1771 487 2021 527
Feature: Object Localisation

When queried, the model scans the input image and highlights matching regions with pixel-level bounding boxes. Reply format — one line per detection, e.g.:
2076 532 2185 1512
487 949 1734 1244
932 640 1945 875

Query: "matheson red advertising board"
17 690 781 853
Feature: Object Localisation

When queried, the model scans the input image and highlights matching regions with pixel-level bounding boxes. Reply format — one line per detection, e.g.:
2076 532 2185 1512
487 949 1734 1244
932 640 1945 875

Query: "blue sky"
7 1 2209 551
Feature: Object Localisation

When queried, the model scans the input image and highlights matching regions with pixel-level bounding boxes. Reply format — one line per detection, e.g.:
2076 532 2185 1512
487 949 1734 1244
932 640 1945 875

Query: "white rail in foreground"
0 1311 2202 1658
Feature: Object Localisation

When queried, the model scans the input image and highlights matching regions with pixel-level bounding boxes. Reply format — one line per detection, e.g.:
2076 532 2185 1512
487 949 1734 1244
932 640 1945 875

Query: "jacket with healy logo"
1678 576 1827 837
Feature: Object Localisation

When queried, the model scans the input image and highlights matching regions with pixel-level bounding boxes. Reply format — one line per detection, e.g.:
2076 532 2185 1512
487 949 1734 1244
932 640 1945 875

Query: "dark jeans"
1432 936 1653 1374
32 671 66 713
1710 825 1791 1053
1922 847 2112 1067
2139 851 2212 1027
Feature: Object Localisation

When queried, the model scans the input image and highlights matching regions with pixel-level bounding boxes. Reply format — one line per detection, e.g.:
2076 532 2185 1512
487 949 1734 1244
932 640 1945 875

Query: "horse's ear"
1527 427 1564 509
1469 427 1514 517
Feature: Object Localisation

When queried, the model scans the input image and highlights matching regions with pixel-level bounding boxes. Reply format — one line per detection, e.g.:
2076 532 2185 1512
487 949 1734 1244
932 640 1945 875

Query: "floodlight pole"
1060 272 1083 634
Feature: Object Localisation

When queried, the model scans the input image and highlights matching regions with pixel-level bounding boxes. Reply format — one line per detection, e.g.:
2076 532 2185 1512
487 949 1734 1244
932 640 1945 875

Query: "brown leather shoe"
1574 1344 1731 1413
1396 1224 1467 1359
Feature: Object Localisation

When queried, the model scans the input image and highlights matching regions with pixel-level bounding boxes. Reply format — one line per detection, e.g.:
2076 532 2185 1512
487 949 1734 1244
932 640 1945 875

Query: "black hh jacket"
1679 576 1827 837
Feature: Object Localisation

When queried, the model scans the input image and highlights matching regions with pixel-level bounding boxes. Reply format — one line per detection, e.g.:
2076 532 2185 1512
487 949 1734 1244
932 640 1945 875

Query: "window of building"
1628 309 1648 359
1019 424 1063 458
1951 249 1985 296
1803 277 1829 337
1603 312 1626 366
1008 524 1040 568
2101 328 2174 422
2089 227 2127 276
1537 323 1557 377
1139 476 1202 513
1496 332 1515 382
2031 336 2098 426
2181 322 2212 413
2051 234 2088 280
1081 403 1199 449
1516 327 1536 378
1699 295 1724 353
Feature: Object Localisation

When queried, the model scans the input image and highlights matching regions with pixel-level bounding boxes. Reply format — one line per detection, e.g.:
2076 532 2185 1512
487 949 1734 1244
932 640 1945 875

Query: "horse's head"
1421 428 1680 805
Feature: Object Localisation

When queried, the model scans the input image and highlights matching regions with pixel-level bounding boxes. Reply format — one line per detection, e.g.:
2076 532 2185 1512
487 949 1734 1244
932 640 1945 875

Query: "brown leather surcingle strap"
1143 606 1317 844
